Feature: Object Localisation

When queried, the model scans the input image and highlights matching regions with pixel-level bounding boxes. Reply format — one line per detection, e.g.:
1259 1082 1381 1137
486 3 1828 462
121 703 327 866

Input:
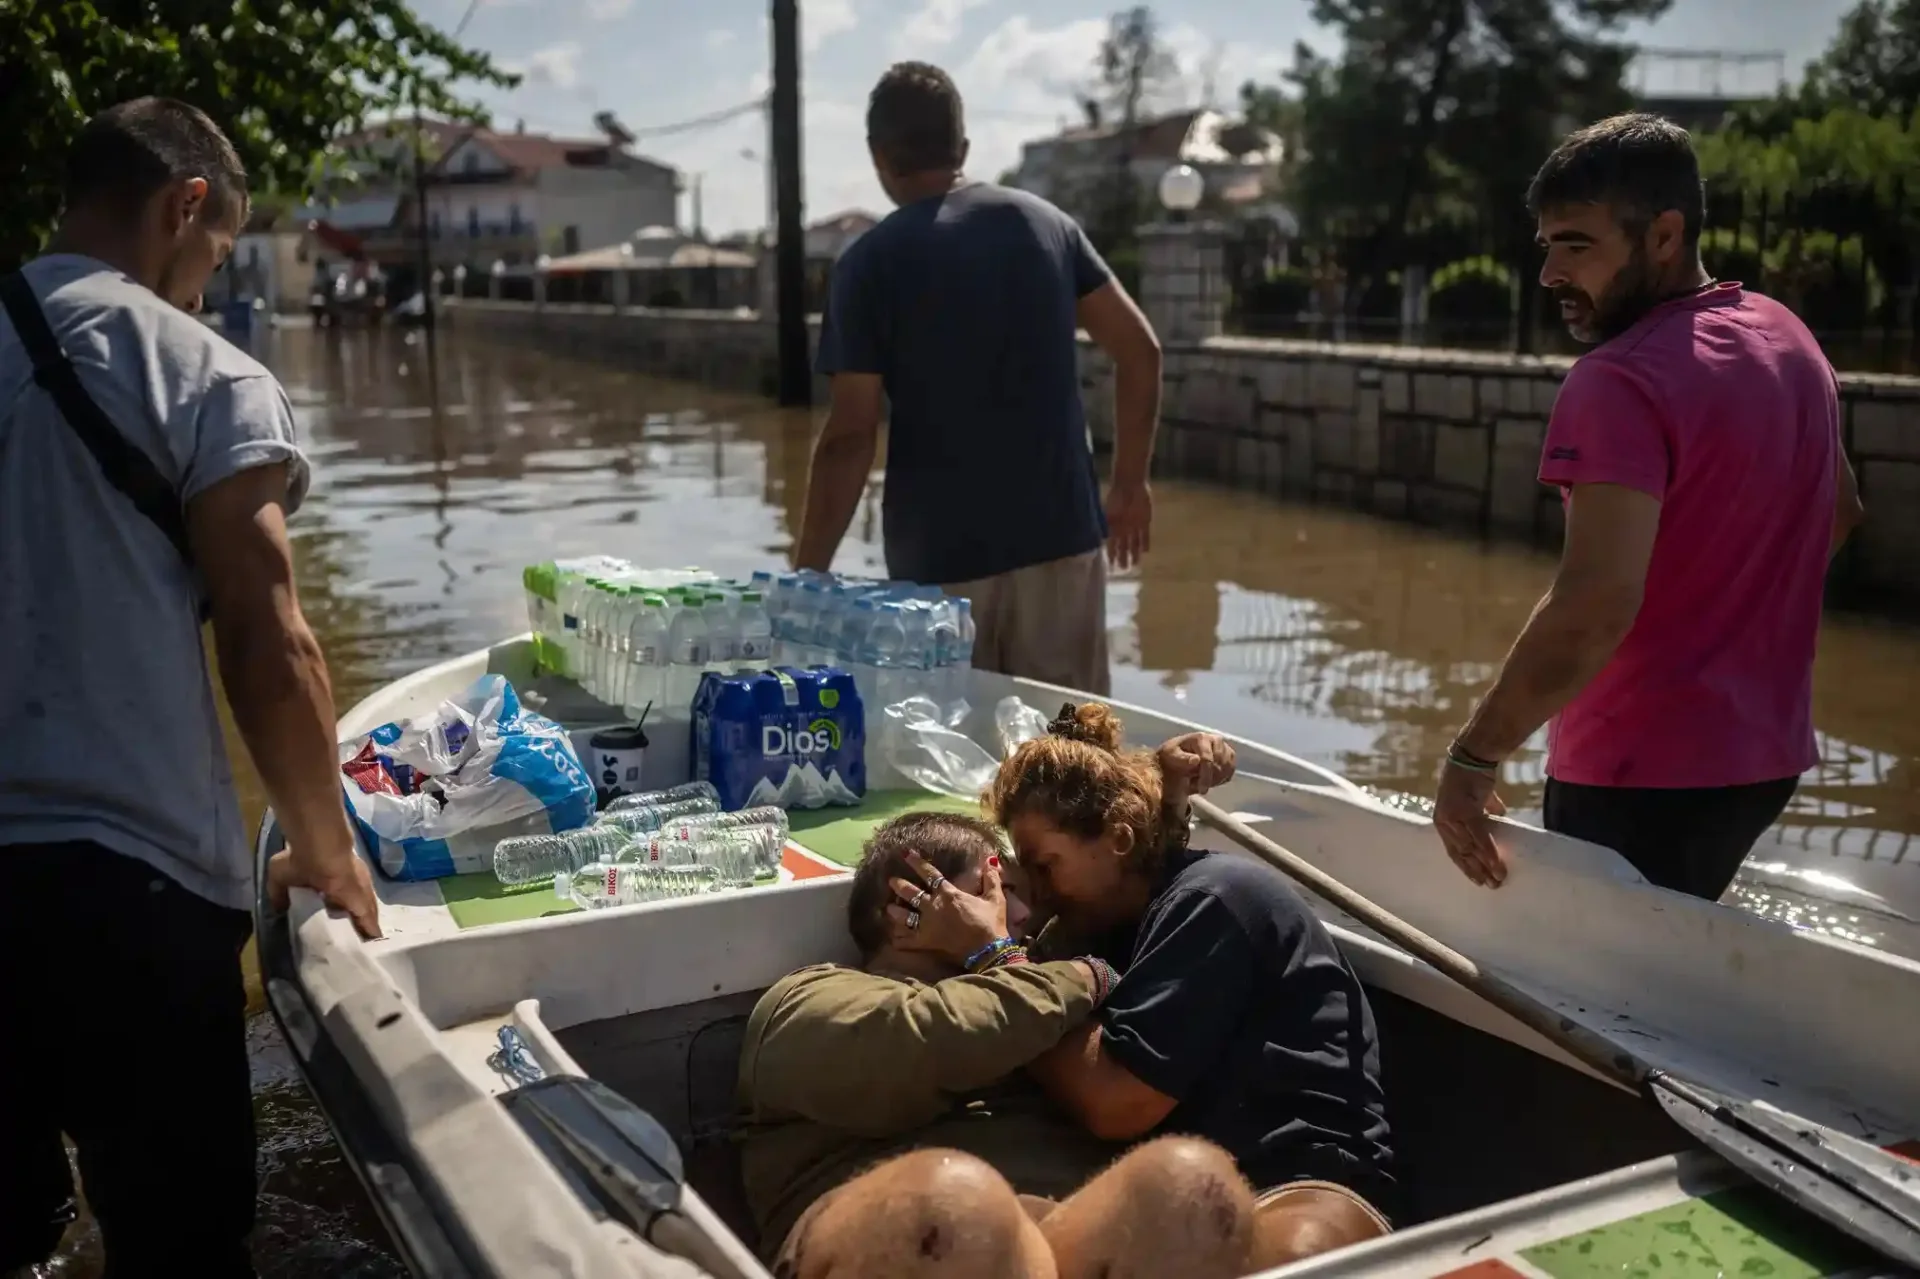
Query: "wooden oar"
1190 795 1920 1268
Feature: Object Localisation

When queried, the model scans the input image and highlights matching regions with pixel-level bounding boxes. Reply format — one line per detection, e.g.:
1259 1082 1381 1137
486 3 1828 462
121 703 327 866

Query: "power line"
625 97 768 139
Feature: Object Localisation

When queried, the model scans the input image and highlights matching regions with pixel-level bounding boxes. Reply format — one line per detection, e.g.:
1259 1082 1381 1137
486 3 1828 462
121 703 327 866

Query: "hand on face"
884 849 1011 964
1433 763 1509 888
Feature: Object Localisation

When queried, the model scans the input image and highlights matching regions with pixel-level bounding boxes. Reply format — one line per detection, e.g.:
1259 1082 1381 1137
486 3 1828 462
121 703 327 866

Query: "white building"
417 127 680 267
1011 108 1285 226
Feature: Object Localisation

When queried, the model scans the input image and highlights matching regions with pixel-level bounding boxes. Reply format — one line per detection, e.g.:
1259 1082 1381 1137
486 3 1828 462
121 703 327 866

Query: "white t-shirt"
0 254 311 909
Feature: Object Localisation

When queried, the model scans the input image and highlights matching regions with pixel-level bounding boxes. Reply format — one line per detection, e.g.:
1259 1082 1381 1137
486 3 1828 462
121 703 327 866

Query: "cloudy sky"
414 0 1858 235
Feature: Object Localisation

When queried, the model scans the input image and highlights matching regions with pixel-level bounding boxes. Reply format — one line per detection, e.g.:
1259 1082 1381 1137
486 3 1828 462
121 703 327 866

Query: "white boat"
255 635 1920 1278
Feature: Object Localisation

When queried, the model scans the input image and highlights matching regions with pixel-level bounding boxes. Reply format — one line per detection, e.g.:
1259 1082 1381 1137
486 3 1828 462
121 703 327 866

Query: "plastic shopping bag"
341 674 596 880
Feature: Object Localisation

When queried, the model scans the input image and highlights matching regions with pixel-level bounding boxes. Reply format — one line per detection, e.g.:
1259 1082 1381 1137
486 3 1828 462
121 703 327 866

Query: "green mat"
437 790 982 929
785 791 983 867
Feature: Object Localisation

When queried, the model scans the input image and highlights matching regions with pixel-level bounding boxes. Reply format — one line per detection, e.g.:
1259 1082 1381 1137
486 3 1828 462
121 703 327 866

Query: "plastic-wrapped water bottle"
736 590 774 671
867 602 910 713
603 779 721 813
597 793 719 834
951 597 975 718
620 595 669 718
704 592 740 671
928 599 962 716
556 861 723 909
493 825 632 885
795 581 830 665
665 592 712 711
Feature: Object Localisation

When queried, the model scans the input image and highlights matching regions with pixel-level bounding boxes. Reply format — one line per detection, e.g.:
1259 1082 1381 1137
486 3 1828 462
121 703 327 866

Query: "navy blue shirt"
1092 849 1395 1205
815 183 1111 585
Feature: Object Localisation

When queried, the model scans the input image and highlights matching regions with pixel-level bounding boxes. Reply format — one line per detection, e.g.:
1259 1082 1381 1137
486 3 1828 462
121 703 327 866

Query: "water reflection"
58 323 1910 1275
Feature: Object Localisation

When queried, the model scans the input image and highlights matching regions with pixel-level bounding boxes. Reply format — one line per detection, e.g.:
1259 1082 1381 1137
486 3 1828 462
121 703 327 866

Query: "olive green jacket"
734 960 1119 1256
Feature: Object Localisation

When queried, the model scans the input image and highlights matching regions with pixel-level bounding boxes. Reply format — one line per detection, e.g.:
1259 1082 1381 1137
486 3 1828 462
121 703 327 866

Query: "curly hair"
846 810 1004 959
984 703 1174 875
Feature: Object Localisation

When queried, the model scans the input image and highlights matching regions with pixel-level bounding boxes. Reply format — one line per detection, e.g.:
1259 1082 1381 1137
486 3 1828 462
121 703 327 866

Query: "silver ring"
925 874 947 893
909 888 931 910
906 909 921 930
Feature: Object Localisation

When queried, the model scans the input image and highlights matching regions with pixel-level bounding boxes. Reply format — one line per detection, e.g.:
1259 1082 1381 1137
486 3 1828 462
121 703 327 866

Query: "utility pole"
770 0 811 407
411 79 439 347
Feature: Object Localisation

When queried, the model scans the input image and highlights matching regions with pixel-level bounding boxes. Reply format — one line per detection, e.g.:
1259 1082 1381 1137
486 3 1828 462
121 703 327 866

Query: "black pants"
1542 776 1799 901
0 842 256 1277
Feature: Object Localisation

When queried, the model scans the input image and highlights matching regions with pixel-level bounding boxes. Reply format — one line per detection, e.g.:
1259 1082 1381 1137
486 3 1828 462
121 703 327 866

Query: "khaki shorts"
942 548 1110 696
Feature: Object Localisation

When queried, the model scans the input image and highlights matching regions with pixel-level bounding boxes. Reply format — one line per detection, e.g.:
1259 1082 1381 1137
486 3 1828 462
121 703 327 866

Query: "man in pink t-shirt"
1431 113 1865 901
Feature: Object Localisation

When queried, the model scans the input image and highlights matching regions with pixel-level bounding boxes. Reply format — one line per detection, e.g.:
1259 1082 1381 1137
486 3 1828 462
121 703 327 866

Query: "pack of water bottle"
523 561 976 726
762 571 977 725
521 559 775 717
489 779 795 910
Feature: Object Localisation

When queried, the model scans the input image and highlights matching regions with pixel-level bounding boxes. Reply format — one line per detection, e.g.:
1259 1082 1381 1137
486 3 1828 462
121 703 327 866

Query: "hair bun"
1046 702 1123 753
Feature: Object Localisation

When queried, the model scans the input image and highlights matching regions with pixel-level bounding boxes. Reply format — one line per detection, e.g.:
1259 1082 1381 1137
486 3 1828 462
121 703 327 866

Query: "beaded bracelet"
965 936 1021 973
1079 955 1119 1006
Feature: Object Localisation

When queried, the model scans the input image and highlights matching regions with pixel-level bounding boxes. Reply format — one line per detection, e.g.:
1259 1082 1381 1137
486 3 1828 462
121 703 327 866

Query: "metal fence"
1226 180 1919 373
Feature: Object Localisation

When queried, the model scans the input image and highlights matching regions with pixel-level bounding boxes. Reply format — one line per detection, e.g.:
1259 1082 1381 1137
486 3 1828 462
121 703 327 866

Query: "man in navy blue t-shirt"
792 61 1165 696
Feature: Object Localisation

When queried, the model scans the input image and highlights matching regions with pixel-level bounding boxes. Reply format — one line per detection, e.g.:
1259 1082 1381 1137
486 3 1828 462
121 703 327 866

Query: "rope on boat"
488 1024 546 1085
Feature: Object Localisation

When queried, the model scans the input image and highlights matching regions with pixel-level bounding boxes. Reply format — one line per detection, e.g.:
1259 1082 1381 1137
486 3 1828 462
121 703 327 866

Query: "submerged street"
42 323 1920 1274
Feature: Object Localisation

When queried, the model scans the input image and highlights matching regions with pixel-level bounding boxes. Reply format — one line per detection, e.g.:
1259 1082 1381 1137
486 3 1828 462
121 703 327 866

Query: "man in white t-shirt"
0 98 379 1275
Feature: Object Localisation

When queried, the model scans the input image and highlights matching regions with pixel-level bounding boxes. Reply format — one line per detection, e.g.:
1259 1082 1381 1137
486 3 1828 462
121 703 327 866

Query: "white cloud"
891 0 990 58
584 0 631 17
803 0 858 54
705 28 737 50
519 41 583 90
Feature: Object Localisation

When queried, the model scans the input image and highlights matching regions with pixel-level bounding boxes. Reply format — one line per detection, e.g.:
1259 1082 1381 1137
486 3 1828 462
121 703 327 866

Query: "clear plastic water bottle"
954 598 975 682
867 602 910 712
641 805 790 876
704 592 740 671
928 599 961 715
665 591 711 710
796 581 829 665
493 825 632 885
617 824 767 887
602 779 721 813
556 861 723 909
844 597 882 710
596 793 720 834
736 590 774 672
622 594 672 719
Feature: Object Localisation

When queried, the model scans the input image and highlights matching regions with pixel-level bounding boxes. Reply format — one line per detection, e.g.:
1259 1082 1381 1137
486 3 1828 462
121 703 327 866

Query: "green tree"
1077 6 1179 252
1803 0 1920 119
1280 0 1667 280
0 0 514 269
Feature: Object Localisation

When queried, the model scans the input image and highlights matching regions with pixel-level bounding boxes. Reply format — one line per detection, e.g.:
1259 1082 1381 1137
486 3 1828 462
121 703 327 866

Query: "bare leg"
1037 1136 1256 1279
777 1148 1057 1279
1248 1182 1390 1271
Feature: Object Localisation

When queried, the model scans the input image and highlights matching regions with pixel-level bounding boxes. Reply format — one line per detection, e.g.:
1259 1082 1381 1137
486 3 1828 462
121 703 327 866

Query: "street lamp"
536 253 552 273
1158 164 1204 219
490 259 506 277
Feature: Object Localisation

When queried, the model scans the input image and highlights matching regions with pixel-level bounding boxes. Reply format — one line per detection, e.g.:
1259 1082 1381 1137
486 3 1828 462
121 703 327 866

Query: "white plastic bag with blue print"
339 674 597 880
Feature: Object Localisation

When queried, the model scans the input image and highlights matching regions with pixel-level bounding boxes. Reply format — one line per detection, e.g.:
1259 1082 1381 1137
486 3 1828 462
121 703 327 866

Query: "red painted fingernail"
987 855 1000 868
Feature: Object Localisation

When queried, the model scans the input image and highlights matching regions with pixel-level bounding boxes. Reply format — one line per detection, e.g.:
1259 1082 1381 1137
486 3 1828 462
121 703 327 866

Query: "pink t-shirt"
1538 284 1835 789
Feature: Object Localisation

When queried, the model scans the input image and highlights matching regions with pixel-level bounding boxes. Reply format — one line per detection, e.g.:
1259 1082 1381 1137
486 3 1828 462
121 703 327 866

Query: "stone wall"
1077 337 1920 608
442 297 1920 607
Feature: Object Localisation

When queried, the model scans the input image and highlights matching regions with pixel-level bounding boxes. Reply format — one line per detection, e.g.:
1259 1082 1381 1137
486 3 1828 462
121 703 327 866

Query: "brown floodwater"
40 322 1920 1273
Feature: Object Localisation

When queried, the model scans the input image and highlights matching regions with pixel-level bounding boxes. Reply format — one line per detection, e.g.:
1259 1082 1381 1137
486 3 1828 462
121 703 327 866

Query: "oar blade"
1651 1074 1920 1270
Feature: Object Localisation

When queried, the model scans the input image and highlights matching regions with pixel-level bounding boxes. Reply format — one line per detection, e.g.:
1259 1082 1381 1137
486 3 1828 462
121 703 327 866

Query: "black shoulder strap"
1 270 196 568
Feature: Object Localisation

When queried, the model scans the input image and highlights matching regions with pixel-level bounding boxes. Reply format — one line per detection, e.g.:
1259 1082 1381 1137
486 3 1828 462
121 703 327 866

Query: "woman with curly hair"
890 703 1396 1270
